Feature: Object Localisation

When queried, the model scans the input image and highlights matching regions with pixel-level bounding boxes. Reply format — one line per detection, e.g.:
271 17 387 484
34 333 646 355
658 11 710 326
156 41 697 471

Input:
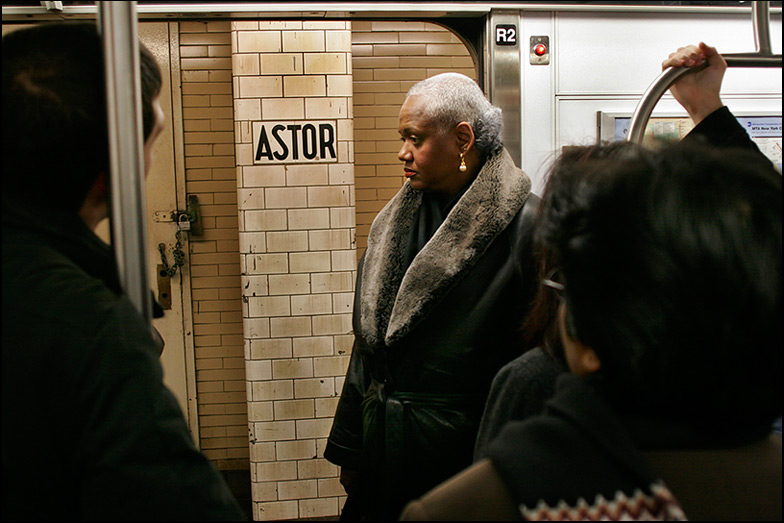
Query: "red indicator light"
534 43 547 56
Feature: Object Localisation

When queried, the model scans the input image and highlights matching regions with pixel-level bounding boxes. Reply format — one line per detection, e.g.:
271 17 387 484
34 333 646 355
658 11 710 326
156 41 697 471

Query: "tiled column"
231 21 355 521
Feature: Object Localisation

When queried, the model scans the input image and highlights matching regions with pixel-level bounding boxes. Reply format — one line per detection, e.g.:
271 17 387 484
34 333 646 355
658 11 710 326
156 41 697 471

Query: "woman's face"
397 95 466 198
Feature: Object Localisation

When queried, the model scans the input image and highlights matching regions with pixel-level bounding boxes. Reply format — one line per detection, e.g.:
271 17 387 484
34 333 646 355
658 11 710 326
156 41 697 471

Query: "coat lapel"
359 148 531 347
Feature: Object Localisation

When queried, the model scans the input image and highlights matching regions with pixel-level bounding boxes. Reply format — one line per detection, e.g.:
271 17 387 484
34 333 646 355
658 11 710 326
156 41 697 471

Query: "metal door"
139 22 200 443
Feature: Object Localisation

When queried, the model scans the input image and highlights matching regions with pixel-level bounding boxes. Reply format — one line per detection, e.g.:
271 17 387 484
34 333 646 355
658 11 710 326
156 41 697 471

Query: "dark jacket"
400 107 780 521
324 149 540 519
681 105 762 151
473 347 564 461
470 105 768 464
401 374 782 521
2 197 245 521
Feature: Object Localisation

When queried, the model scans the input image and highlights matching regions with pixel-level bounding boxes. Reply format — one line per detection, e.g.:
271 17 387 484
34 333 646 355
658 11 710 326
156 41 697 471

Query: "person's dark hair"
525 142 635 364
2 21 163 212
537 140 782 430
521 244 564 364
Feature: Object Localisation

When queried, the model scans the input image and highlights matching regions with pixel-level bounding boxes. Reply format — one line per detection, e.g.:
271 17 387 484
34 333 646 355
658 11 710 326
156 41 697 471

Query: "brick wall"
178 19 475 520
179 21 249 470
351 21 477 259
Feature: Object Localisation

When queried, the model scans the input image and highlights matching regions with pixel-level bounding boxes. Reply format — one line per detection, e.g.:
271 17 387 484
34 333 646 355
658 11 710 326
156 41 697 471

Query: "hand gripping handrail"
626 1 782 144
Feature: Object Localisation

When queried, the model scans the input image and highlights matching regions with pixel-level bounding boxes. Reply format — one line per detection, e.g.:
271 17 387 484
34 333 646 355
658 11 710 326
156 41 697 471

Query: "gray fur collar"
359 148 531 347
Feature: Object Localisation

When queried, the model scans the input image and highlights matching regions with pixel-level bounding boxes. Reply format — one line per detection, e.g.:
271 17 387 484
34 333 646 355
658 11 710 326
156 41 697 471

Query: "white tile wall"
232 21 356 521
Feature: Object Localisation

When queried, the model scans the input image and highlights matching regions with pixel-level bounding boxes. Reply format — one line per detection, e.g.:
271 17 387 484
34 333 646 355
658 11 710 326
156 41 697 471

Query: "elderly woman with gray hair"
324 73 541 520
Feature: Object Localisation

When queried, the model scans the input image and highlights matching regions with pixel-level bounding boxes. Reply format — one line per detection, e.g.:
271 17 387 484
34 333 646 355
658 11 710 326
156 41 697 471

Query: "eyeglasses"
542 269 566 301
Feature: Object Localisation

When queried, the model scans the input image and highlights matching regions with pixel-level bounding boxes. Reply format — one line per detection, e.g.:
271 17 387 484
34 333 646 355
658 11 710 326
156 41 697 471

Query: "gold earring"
459 152 467 172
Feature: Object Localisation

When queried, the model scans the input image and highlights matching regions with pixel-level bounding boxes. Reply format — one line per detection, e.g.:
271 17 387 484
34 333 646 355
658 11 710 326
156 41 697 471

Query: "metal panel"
520 11 555 194
489 10 523 167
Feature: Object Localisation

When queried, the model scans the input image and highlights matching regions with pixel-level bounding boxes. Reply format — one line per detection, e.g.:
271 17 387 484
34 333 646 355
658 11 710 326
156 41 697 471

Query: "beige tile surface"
174 19 481 519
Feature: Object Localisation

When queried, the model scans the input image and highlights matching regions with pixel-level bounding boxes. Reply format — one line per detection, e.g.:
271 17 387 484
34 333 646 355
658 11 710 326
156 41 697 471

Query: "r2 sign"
496 24 517 46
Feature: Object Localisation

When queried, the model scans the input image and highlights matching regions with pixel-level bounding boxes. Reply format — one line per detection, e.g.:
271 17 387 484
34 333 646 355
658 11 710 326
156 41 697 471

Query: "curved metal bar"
100 0 153 328
753 1 772 55
626 66 695 144
627 1 782 144
625 53 782 144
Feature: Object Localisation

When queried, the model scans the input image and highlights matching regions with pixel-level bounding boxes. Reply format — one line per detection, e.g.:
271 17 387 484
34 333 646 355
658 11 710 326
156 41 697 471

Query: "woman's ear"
566 336 602 377
579 346 602 374
559 303 602 377
78 172 110 231
455 121 475 153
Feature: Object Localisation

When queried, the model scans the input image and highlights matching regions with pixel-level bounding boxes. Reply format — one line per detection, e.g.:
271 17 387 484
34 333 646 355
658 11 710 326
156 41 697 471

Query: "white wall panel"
520 12 556 194
520 9 782 190
555 12 782 96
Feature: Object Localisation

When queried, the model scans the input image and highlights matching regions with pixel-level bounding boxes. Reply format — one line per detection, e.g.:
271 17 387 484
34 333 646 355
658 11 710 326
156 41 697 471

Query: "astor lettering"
254 121 337 163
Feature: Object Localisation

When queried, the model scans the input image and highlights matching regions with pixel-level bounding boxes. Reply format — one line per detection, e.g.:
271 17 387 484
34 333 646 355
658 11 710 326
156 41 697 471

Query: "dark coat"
2 198 245 521
469 105 770 465
401 374 782 521
400 107 780 521
324 149 540 519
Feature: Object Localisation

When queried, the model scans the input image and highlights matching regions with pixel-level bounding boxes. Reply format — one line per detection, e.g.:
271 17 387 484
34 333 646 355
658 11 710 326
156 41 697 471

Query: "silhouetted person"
2 22 245 521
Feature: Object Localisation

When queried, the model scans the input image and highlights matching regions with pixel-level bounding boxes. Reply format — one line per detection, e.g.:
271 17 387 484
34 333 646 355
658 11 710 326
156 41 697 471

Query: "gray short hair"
406 72 503 157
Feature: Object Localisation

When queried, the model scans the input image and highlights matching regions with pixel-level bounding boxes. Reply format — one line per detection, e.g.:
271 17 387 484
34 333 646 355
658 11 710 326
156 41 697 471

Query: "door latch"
157 229 186 310
152 195 202 236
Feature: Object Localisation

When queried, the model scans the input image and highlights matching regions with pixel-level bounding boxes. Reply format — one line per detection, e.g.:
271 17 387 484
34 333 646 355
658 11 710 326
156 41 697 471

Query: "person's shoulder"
492 349 563 394
3 229 152 358
493 349 541 384
504 347 559 373
6 241 118 318
400 459 522 521
516 190 541 221
505 190 540 240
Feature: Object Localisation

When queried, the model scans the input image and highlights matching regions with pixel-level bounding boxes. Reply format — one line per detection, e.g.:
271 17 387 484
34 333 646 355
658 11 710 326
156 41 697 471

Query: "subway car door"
139 22 199 439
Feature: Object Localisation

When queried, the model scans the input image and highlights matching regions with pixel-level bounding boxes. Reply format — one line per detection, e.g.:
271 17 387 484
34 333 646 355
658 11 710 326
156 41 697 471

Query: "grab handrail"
100 0 153 329
626 1 781 144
